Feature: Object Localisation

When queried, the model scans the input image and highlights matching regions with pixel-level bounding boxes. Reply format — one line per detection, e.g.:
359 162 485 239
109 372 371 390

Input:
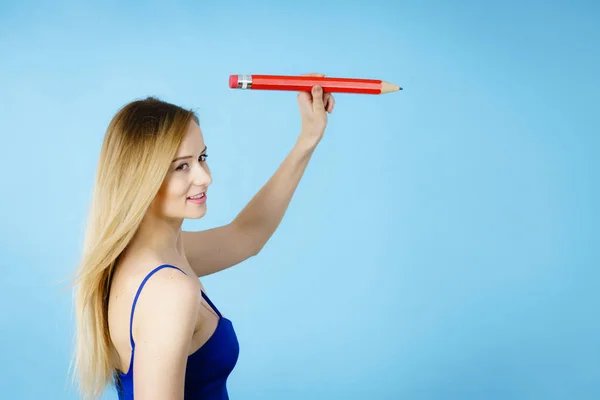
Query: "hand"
296 73 335 148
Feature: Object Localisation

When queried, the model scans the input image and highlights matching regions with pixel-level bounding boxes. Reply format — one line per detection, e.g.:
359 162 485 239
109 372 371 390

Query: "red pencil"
229 74 402 95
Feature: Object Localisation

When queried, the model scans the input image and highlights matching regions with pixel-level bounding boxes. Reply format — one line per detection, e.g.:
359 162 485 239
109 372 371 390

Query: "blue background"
1 1 598 399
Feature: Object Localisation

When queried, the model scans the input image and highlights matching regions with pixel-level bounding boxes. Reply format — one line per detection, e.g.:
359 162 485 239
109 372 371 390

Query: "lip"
187 192 207 204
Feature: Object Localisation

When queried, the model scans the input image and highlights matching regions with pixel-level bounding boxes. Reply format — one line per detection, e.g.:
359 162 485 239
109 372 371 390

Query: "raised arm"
130 268 200 399
183 79 334 277
182 140 316 277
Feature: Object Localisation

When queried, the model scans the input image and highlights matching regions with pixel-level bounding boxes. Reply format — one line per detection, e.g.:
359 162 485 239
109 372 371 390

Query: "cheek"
161 176 189 200
173 182 191 200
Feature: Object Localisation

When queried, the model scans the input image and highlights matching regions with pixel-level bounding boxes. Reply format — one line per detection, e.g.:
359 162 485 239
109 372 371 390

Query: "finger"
311 85 325 112
325 94 335 114
300 73 325 99
301 72 326 77
323 92 331 113
327 94 335 113
298 73 324 98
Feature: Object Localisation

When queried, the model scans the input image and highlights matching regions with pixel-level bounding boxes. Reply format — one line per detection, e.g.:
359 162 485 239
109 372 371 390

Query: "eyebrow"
172 146 207 163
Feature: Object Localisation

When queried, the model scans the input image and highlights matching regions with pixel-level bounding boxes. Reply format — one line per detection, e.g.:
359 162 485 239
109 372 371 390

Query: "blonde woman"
71 77 335 399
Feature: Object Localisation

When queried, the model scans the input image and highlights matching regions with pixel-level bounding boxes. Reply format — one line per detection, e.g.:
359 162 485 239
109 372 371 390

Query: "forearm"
232 137 317 253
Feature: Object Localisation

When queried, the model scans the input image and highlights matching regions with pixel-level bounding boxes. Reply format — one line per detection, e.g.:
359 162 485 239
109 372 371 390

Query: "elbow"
251 241 265 257
251 245 262 257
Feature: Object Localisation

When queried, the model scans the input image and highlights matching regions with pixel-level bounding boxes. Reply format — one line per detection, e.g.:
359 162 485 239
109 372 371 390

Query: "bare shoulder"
127 265 201 398
132 265 200 335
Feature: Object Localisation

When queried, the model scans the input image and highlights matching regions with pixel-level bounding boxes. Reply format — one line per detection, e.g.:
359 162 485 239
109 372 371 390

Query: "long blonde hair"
68 97 198 399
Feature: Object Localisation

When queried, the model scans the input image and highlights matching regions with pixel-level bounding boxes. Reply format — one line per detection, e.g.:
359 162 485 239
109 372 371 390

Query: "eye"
175 154 207 171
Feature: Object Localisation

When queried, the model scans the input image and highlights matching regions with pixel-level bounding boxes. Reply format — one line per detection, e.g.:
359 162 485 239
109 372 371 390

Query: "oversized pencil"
229 74 402 95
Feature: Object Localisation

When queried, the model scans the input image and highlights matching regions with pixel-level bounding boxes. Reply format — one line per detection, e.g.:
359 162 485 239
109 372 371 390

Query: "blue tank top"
114 264 240 399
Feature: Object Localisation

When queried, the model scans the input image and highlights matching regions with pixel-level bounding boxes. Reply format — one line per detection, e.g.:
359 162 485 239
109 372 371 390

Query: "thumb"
311 85 324 112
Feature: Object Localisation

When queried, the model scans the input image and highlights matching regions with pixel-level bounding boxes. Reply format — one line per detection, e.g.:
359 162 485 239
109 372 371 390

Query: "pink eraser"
229 75 238 88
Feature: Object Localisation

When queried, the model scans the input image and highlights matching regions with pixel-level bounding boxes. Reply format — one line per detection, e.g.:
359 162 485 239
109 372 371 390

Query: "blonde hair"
68 97 198 399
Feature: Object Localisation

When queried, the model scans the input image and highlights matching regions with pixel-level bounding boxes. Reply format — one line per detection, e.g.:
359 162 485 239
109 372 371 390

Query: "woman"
71 75 334 400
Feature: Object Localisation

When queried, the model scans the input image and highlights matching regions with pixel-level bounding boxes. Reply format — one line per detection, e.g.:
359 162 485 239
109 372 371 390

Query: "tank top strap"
129 264 187 349
201 291 222 318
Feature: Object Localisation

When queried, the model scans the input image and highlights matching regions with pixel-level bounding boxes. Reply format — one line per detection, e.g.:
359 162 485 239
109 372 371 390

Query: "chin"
187 207 207 219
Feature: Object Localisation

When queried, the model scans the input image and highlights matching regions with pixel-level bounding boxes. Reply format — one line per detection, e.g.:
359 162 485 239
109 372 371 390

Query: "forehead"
177 120 205 154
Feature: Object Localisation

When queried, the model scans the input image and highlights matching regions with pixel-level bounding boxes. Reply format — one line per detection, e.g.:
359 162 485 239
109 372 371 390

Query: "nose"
192 162 212 188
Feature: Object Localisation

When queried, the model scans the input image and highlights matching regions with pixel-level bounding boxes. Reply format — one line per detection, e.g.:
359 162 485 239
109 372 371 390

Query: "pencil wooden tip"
381 81 402 94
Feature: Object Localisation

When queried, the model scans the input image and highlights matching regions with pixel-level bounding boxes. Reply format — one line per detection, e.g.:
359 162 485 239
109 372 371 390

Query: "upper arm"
131 269 199 400
181 222 259 277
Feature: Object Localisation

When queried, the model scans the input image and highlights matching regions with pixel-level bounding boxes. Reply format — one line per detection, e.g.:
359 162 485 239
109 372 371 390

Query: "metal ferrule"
237 74 252 89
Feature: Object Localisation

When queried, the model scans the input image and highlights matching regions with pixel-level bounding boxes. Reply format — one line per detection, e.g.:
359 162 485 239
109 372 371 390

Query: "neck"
125 211 184 260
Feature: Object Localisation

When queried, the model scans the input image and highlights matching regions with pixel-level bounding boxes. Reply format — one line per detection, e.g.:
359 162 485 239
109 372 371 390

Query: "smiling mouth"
187 192 206 200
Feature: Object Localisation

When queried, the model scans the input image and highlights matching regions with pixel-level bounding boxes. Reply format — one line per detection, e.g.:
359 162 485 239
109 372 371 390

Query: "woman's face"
153 120 212 220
